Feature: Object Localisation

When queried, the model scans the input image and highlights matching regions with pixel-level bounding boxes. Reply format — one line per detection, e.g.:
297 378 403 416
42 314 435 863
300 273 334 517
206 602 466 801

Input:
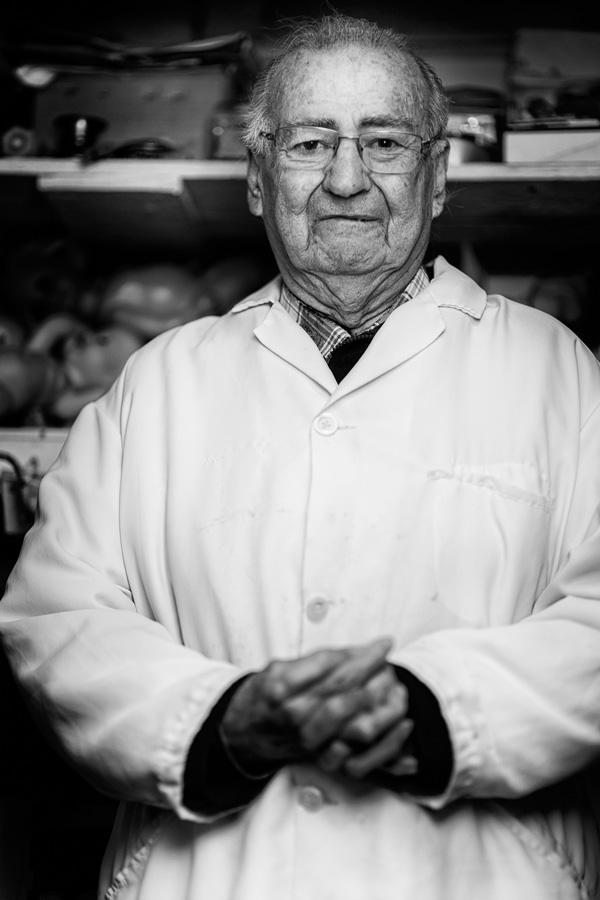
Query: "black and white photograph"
1 2 600 898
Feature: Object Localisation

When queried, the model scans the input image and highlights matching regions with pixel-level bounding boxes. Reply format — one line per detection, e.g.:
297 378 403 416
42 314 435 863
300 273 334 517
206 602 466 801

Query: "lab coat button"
307 597 328 622
314 414 338 436
299 785 325 812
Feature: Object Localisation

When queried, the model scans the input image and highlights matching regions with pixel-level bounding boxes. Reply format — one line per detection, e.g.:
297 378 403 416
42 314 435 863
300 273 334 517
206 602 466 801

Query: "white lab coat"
2 258 600 900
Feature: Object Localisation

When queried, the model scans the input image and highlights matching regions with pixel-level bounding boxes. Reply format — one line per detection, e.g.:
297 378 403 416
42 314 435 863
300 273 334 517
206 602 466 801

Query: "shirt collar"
279 267 430 359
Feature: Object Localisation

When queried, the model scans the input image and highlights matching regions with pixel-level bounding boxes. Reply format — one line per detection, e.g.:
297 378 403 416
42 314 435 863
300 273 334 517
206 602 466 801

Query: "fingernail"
400 756 418 774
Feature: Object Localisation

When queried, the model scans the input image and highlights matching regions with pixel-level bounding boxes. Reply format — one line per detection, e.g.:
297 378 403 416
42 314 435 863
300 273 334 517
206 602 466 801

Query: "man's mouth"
320 214 379 223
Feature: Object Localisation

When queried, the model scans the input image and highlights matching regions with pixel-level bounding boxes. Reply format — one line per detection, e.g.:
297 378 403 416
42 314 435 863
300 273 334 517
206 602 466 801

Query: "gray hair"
242 14 450 157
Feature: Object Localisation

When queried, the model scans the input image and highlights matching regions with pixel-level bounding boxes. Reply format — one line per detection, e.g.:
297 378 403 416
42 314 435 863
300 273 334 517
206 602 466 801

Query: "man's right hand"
219 638 415 780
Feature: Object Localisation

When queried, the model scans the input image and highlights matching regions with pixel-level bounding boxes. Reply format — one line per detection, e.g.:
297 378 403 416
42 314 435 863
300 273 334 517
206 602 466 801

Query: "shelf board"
450 162 600 182
2 157 600 183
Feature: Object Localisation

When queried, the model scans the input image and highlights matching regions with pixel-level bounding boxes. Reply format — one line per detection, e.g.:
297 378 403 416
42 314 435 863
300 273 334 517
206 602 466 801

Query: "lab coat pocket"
428 463 553 627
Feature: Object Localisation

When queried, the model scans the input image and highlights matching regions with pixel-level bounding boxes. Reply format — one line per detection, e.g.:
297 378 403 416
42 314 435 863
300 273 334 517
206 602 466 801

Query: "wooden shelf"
1 158 599 249
440 162 600 243
0 158 262 250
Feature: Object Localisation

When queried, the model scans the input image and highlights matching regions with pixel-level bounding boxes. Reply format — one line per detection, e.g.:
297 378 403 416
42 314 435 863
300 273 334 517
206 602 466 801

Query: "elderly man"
2 13 600 900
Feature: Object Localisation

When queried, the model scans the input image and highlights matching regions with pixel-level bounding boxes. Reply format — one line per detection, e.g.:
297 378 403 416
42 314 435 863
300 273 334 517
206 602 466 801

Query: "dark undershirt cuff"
182 675 274 815
183 667 453 814
377 665 453 797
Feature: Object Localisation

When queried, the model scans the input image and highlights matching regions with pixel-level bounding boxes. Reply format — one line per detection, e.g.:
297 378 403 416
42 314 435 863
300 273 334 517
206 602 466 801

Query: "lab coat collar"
427 256 487 319
230 276 282 313
231 258 488 395
230 258 487 320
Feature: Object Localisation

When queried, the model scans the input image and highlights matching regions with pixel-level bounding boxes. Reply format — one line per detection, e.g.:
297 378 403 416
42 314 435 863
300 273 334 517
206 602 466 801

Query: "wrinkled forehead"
269 46 428 132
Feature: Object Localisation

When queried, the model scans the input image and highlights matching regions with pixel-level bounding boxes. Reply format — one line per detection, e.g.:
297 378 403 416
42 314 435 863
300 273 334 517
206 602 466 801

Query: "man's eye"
291 139 327 155
368 137 402 152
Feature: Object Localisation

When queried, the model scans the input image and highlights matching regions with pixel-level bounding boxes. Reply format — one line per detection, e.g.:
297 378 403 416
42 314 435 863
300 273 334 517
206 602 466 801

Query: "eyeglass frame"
258 125 441 174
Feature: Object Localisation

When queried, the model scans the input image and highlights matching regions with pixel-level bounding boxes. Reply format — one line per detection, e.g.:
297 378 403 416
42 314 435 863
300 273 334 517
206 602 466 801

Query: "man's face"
248 46 448 293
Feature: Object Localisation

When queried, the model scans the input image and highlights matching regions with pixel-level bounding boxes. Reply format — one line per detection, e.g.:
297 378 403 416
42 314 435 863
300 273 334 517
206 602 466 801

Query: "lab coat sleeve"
0 379 245 824
395 395 600 807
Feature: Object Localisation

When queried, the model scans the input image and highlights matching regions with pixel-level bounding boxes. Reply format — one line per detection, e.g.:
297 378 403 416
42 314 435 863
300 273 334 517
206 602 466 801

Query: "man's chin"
310 221 387 273
313 247 385 276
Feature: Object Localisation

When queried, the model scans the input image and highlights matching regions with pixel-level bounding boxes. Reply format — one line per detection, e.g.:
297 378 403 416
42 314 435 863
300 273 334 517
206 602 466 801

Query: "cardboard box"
503 128 600 163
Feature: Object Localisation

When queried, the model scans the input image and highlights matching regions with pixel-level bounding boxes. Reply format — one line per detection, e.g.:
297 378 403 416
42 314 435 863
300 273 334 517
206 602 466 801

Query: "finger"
261 651 353 705
382 754 420 778
338 685 408 745
317 739 354 773
343 719 415 779
269 640 395 728
313 637 393 696
282 662 387 727
287 660 403 744
299 684 378 750
267 637 393 703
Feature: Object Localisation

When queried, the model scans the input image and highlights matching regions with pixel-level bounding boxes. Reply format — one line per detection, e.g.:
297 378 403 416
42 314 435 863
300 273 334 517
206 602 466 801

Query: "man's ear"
247 152 264 218
431 141 450 220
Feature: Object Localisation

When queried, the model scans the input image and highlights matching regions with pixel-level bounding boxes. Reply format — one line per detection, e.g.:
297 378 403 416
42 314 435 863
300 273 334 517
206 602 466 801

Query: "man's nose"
322 137 372 197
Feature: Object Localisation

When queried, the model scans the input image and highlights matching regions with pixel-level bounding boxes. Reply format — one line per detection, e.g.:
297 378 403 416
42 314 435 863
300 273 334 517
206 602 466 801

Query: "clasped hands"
220 637 417 781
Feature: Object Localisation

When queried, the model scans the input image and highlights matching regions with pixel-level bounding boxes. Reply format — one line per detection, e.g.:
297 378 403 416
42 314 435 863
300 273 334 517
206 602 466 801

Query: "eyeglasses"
260 125 438 174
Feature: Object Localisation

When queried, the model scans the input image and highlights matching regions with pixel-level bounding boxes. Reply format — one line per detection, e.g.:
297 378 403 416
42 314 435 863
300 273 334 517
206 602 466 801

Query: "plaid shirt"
279 267 429 360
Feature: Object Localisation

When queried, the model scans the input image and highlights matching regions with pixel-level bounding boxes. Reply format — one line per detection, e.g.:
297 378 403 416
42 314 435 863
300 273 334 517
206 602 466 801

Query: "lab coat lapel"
253 301 337 392
330 288 446 399
329 258 487 398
